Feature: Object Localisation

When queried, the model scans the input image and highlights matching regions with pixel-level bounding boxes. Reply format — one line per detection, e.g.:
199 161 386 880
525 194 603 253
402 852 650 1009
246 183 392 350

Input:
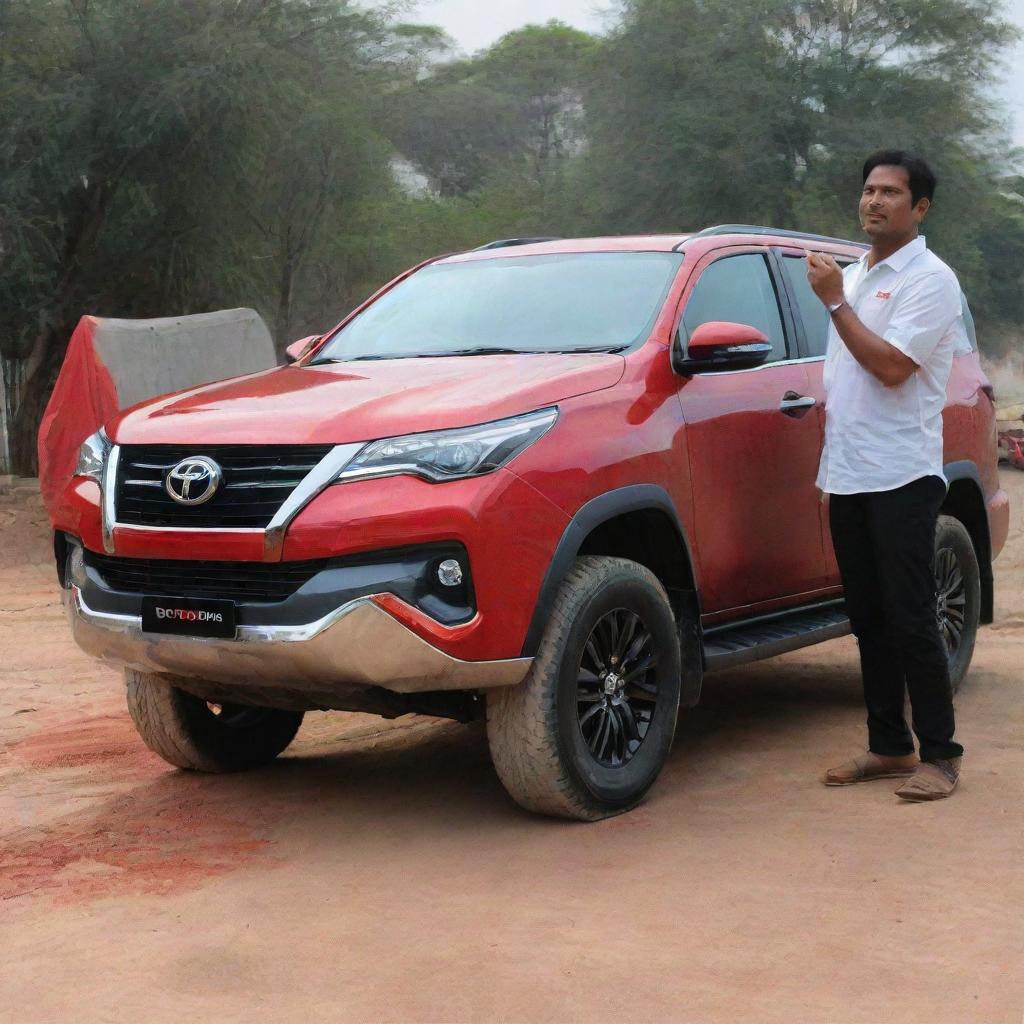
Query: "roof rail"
678 224 864 249
474 236 562 251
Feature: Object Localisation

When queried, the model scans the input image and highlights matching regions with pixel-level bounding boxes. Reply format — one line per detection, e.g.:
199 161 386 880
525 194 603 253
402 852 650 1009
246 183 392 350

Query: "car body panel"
107 354 625 447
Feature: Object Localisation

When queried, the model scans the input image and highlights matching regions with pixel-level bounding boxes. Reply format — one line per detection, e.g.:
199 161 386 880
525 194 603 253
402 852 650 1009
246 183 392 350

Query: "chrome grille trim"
106 442 363 557
113 444 336 529
263 443 363 559
102 445 120 554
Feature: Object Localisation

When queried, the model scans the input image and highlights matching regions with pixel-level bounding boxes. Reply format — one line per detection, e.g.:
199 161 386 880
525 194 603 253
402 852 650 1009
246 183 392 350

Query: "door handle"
780 391 816 416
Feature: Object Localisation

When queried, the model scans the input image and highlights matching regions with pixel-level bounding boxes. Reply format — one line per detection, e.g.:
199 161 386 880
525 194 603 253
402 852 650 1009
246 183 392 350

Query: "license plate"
141 596 237 639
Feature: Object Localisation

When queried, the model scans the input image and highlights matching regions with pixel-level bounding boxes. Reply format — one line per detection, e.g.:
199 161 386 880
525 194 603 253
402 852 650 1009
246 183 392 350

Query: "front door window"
682 253 788 363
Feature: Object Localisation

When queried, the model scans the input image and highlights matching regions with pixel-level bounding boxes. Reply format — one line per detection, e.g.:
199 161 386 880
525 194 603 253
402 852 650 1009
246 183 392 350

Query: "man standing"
807 150 967 801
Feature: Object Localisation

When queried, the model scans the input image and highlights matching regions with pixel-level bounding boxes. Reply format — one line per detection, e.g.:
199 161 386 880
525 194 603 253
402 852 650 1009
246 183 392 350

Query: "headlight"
337 408 558 484
74 430 111 482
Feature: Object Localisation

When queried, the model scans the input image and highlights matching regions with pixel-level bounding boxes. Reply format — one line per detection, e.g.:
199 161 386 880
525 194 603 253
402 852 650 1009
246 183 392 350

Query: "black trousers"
829 475 963 762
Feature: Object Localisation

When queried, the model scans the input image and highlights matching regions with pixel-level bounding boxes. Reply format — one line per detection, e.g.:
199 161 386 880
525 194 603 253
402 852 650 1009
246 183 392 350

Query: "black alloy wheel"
934 545 966 663
486 556 683 820
576 608 658 768
932 515 980 694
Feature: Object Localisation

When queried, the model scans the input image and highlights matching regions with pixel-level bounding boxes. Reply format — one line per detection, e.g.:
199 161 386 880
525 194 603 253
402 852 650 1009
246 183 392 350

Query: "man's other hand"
806 251 845 307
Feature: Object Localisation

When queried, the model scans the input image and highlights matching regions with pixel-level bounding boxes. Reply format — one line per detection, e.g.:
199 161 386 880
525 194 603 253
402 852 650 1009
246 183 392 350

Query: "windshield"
311 251 683 362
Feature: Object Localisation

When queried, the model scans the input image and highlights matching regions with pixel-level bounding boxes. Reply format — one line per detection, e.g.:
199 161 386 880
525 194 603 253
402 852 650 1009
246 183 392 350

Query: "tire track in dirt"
2 712 287 903
1 698 449 904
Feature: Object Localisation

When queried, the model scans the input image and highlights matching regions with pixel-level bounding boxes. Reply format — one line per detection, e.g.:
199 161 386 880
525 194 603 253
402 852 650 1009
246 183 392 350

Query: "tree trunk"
9 174 123 474
10 323 67 476
274 253 296 361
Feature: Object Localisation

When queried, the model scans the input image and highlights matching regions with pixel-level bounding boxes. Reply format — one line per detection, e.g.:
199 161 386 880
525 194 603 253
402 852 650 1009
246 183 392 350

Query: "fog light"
68 544 86 588
437 559 463 587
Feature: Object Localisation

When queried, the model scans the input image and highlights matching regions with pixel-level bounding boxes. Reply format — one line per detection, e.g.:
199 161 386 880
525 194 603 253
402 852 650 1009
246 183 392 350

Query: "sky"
1003 0 1024 147
407 0 609 48
407 0 1024 149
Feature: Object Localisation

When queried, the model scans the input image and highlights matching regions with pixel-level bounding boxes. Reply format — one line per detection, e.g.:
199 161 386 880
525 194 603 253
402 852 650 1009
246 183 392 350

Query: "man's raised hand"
806 250 845 307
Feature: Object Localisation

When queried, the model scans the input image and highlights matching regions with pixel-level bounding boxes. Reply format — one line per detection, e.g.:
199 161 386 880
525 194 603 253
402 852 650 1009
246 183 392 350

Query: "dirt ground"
2 473 1022 1024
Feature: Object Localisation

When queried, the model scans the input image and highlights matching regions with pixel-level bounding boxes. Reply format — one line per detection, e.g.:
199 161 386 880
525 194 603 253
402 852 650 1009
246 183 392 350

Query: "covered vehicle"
38 309 276 514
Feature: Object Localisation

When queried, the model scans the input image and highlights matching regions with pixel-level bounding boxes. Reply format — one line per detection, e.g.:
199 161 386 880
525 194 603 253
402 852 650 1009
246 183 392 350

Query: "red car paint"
52 231 1009 663
999 430 1024 470
104 353 624 447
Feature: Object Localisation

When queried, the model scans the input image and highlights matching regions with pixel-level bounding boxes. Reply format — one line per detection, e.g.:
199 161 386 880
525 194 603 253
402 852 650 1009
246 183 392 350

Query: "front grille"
84 550 335 603
115 445 333 529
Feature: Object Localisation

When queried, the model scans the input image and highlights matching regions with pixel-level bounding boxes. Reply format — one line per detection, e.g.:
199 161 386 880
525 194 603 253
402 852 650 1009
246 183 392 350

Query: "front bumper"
65 585 532 706
53 465 571 663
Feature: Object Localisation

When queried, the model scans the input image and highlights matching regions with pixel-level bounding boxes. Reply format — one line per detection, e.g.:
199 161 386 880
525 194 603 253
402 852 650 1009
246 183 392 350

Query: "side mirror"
285 335 320 363
673 321 773 375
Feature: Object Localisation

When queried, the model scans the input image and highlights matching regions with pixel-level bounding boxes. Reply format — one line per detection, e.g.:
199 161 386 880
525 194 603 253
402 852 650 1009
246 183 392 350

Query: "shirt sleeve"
883 272 961 367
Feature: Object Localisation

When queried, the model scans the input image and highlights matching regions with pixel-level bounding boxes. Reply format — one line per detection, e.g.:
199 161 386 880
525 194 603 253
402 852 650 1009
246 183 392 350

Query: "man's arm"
806 252 917 387
830 305 917 387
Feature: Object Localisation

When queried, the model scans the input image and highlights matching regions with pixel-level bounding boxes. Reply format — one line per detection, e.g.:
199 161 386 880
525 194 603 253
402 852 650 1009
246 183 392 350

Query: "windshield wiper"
402 347 531 358
553 345 628 354
314 345 625 363
310 354 423 363
438 346 627 356
313 348 525 363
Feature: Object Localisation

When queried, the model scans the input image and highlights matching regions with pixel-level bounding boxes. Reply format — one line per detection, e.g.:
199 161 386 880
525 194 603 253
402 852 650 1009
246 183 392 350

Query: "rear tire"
486 556 682 821
934 515 980 694
125 670 304 772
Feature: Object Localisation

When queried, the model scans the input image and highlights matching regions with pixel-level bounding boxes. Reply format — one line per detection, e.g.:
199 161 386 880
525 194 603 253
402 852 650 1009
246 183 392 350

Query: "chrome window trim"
679 353 825 377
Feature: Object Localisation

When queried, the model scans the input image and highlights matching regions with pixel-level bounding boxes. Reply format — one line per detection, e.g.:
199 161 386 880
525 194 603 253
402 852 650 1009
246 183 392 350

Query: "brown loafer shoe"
895 757 961 801
822 751 918 786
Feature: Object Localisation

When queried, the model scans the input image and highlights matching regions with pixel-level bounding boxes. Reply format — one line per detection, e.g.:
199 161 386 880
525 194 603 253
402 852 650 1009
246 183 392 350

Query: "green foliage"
2 0 1023 471
582 0 1023 330
0 0 397 361
387 21 597 195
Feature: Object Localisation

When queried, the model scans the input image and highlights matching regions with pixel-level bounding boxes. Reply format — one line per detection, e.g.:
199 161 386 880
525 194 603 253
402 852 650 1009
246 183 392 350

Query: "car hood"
107 353 625 446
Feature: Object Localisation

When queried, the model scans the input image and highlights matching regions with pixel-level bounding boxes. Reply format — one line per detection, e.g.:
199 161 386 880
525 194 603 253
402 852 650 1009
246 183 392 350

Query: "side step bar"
703 599 850 672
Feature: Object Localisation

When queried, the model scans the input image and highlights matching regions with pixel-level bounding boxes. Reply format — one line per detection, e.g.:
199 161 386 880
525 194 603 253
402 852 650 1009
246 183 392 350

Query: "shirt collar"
858 235 927 273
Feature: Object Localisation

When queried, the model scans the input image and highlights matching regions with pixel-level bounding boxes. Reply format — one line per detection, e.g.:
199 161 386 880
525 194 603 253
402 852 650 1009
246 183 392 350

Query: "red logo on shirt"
875 290 892 299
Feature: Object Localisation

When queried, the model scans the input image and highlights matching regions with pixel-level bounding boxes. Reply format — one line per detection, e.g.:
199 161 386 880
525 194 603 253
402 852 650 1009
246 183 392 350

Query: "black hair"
862 150 936 206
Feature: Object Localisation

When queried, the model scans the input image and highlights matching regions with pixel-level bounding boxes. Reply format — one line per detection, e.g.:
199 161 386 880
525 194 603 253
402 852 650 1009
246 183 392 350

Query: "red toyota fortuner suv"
53 226 1009 820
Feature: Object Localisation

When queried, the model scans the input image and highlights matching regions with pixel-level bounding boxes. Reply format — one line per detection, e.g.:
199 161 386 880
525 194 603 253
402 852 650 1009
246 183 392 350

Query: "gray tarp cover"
94 308 275 407
39 308 276 514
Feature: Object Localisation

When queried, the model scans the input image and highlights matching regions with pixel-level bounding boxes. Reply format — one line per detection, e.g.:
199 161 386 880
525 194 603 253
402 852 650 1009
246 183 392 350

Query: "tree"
4 0 1023 477
0 0 398 471
470 22 598 178
388 21 598 196
582 0 800 230
583 0 1023 337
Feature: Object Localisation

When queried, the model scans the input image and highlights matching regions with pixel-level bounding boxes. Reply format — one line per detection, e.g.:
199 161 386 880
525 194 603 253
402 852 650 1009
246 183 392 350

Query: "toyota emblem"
164 456 223 506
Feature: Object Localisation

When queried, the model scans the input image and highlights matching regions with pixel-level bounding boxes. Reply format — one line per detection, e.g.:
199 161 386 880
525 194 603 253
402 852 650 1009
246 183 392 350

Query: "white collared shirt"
817 235 969 495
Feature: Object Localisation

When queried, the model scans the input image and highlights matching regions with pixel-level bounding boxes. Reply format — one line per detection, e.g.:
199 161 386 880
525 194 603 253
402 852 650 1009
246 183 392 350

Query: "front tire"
934 515 980 694
486 556 682 821
125 670 304 772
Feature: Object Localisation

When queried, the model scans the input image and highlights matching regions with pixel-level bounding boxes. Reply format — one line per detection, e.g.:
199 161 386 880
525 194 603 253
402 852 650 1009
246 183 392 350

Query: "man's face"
859 164 929 242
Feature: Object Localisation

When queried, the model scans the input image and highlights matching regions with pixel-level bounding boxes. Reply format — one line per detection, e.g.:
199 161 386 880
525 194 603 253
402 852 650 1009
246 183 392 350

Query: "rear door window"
682 253 788 363
960 294 977 351
780 253 856 357
781 255 830 357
